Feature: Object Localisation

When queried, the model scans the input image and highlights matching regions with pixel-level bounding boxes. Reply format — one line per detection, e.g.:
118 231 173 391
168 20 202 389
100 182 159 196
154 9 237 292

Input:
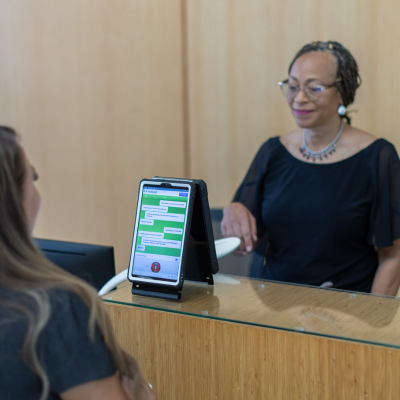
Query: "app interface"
131 185 189 282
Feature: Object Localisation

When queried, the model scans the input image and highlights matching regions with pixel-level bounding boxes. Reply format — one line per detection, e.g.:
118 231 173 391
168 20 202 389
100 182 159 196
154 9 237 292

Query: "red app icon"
151 262 161 273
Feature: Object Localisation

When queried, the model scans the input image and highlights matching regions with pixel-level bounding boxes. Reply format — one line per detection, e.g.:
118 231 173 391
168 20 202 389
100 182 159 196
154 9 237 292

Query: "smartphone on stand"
127 179 195 296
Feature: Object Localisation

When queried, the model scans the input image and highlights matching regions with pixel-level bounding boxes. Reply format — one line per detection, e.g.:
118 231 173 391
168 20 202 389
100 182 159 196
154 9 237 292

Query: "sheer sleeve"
38 290 116 394
367 140 400 247
232 138 278 252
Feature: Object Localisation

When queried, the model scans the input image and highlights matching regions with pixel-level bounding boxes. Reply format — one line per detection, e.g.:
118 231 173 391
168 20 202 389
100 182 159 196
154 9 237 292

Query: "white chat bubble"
138 231 164 239
159 200 186 208
140 219 154 226
142 205 168 212
145 211 184 223
164 227 183 235
137 245 145 251
141 238 181 249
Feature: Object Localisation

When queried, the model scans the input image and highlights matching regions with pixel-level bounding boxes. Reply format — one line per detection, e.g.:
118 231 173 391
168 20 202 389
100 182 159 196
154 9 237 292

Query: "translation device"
128 179 195 289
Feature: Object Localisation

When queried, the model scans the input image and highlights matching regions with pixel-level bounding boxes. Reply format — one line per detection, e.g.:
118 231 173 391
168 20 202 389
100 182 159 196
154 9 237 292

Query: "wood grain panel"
105 301 400 399
104 278 400 348
186 0 400 207
0 0 186 271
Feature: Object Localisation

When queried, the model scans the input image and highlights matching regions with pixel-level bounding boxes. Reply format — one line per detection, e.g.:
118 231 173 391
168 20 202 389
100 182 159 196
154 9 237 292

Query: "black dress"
233 137 400 292
0 288 116 399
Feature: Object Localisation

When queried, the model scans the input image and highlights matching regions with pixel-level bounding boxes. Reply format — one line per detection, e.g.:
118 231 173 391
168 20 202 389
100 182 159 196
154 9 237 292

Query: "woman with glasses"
0 127 155 399
221 41 400 295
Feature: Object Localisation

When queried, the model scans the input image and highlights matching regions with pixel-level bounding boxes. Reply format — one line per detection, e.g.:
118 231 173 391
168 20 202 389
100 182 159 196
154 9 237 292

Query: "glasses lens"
279 82 287 97
282 83 301 99
280 82 296 98
304 85 324 100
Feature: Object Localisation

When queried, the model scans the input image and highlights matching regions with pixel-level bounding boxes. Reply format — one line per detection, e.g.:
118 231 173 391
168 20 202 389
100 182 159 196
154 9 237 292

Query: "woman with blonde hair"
0 126 155 400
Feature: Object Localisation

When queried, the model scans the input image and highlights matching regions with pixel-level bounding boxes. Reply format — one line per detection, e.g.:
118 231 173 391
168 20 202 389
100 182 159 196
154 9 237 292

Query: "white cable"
98 237 241 296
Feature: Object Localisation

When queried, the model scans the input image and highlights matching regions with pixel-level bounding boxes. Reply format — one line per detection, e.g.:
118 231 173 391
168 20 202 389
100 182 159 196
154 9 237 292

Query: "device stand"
184 235 214 284
131 283 181 300
131 178 216 301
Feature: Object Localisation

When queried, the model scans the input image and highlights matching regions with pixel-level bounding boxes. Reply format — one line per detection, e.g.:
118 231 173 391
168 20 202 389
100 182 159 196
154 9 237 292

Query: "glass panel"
103 275 400 349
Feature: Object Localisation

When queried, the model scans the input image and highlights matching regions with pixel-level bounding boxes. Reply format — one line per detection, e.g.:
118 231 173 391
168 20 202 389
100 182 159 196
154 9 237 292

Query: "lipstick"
294 109 313 116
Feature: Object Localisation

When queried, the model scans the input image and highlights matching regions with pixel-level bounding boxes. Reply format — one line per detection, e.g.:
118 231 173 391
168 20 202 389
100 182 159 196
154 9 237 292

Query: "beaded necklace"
299 120 344 162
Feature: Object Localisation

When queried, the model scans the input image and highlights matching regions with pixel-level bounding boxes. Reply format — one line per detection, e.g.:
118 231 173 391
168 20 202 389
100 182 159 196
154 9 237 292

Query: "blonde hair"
0 127 146 399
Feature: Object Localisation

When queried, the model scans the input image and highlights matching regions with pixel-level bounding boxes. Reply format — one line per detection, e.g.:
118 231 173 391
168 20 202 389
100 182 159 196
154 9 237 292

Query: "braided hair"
288 41 361 124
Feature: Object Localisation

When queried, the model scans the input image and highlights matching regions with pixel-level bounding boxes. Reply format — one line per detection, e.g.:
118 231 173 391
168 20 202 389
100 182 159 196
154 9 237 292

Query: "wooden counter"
103 276 400 399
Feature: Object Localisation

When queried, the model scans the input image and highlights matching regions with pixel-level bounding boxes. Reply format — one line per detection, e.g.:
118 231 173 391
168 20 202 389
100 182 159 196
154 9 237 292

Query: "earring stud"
338 104 347 116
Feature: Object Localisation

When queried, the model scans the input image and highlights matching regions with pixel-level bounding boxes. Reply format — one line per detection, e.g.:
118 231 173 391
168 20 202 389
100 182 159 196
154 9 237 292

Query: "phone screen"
130 184 189 284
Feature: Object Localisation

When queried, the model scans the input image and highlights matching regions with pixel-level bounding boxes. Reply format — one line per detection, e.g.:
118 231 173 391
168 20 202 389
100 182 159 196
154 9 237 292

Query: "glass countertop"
103 274 400 349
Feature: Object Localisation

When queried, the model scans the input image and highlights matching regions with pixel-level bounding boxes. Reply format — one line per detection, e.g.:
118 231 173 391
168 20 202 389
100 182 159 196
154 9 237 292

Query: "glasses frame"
278 77 342 100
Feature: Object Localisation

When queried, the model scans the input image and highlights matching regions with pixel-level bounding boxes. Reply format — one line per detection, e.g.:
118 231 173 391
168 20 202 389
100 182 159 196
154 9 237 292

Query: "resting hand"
221 203 258 255
122 376 156 400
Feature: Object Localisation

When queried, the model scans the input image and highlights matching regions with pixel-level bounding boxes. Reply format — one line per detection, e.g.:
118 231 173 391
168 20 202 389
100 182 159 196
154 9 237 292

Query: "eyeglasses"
278 77 342 100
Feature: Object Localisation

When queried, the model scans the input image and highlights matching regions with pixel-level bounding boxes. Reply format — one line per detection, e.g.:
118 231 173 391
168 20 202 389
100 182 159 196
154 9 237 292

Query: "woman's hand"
122 376 156 400
221 202 258 255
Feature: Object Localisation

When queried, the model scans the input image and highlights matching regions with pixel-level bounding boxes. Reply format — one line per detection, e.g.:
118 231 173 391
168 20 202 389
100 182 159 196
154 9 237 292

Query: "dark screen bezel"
129 182 190 284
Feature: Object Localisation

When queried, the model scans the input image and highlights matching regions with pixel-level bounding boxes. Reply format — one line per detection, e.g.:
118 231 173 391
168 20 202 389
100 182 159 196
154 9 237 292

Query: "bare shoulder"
280 129 302 149
342 125 377 150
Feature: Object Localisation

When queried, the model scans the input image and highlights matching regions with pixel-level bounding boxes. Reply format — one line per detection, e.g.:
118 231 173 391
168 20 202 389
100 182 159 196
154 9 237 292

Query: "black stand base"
131 283 182 300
